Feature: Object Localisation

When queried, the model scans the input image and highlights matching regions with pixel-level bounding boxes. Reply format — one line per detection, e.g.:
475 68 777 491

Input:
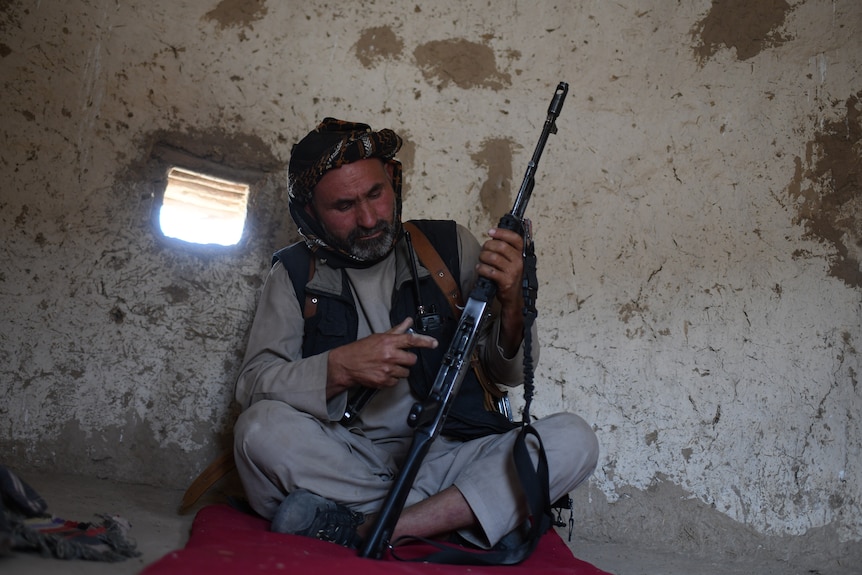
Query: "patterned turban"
287 118 404 267
288 118 402 206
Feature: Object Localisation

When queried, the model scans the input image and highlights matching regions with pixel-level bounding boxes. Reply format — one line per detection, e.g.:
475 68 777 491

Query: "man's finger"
487 227 524 250
407 331 438 349
389 317 438 349
387 317 414 334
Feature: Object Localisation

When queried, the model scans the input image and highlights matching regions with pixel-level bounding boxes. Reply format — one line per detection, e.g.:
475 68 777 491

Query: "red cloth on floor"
143 504 613 575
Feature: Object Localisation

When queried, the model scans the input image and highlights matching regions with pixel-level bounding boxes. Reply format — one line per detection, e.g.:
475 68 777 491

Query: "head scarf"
288 118 403 267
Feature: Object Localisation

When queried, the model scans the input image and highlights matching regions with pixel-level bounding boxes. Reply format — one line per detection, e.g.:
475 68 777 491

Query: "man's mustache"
349 221 391 242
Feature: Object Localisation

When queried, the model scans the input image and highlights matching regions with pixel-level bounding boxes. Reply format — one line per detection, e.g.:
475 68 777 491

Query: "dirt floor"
0 472 857 575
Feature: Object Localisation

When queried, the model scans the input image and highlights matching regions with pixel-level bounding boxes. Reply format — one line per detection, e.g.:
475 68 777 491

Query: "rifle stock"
357 82 568 559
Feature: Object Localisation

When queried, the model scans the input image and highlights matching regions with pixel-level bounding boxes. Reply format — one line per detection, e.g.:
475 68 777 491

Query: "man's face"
308 158 398 261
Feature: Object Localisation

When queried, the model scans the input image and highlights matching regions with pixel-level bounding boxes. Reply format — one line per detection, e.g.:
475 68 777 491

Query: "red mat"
143 504 612 574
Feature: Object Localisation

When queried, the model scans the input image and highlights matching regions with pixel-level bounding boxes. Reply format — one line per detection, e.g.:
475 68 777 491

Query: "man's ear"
384 160 395 181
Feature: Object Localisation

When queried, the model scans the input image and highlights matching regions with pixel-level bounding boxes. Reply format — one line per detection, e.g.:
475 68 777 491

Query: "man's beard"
330 219 397 261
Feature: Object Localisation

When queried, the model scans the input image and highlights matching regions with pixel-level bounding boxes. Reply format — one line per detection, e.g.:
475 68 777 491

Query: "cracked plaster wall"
0 0 859 557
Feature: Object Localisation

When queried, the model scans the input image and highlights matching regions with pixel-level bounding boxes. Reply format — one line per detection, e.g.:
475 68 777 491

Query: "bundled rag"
0 464 140 562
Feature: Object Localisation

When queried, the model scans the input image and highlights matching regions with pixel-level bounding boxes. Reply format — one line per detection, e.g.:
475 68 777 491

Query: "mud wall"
1 0 859 560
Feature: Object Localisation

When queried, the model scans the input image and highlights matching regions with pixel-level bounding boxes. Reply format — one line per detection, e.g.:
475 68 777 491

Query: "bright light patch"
159 167 249 246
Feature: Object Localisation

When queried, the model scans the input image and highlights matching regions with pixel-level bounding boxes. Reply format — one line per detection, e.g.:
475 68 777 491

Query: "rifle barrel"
510 82 568 220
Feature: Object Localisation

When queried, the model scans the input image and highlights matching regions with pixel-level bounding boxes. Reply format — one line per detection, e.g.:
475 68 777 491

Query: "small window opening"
159 167 249 246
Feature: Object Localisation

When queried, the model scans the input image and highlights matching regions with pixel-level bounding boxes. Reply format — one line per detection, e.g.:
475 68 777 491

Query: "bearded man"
233 118 598 552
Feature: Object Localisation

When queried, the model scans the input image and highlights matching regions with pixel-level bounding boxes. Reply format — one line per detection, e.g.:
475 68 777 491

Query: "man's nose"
356 200 377 228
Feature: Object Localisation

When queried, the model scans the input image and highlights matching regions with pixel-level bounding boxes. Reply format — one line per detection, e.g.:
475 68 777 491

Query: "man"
233 118 598 552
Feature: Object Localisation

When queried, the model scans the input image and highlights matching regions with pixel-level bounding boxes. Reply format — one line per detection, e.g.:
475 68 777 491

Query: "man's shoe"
271 489 364 549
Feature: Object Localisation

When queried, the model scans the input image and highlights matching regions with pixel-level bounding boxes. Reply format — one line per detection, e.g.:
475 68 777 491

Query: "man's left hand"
477 227 524 309
477 227 525 356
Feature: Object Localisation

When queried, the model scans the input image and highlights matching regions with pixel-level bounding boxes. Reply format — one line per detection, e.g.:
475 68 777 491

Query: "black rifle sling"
389 423 552 565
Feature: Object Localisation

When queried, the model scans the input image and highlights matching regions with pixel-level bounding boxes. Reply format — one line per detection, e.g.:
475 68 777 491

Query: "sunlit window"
159 167 249 246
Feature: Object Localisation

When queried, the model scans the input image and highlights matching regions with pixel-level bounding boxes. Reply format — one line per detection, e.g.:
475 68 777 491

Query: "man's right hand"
325 317 438 399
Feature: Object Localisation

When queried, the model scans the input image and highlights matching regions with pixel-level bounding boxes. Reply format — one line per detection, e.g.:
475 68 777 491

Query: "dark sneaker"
271 489 364 549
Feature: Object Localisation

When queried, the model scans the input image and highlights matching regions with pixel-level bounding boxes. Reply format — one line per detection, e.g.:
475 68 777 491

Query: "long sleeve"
234 261 345 422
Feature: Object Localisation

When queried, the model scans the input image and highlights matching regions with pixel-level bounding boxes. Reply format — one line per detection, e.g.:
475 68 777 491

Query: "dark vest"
273 219 517 440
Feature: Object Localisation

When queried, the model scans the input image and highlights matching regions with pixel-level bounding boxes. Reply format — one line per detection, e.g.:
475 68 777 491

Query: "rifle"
358 82 568 559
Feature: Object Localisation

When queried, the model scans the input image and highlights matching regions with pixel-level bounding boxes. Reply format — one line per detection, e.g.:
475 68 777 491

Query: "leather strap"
303 255 317 319
402 221 462 318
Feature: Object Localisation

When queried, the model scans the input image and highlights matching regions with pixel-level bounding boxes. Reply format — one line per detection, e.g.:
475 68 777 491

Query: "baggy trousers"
234 399 599 547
